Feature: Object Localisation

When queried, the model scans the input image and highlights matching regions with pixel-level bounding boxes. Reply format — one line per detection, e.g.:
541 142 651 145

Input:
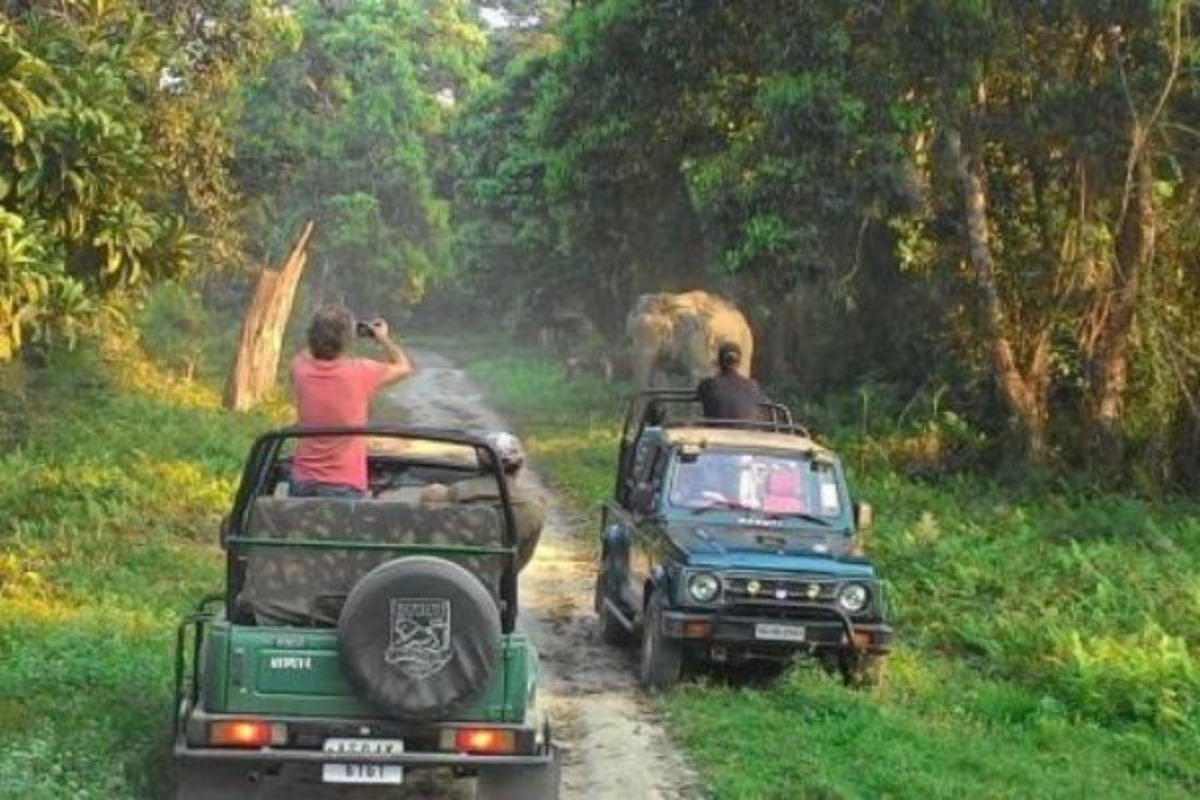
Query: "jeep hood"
667 523 873 577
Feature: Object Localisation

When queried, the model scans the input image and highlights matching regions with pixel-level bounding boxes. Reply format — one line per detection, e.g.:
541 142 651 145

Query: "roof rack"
621 389 811 442
659 416 813 438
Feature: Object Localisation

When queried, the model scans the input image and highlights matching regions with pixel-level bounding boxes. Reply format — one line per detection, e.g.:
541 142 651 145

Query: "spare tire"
338 556 501 719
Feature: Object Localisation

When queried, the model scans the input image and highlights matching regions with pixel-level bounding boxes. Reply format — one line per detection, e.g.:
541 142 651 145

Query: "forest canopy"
451 0 1200 484
2 0 1199 485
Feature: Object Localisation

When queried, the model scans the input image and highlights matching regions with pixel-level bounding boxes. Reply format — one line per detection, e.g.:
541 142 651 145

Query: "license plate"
322 738 404 785
755 623 806 642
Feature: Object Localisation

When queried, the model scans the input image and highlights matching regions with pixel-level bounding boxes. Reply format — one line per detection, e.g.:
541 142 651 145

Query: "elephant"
626 291 754 388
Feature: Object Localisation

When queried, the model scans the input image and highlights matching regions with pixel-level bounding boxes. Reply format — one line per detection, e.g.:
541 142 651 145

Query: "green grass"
456 343 1200 799
0 325 282 799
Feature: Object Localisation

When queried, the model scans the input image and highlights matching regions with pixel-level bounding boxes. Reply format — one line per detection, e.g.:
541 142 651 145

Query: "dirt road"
379 352 700 800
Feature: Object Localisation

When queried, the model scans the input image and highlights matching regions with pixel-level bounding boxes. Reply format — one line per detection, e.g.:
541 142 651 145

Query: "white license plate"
322 738 404 785
755 623 807 642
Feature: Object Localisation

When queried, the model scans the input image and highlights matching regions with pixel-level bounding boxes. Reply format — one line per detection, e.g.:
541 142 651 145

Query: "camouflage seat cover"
240 497 504 627
444 476 545 572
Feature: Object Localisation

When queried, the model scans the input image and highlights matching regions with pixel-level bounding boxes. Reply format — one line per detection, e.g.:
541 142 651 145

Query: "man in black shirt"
696 341 764 421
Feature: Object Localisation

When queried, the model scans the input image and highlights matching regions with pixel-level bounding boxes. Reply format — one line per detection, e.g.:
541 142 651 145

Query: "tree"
891 0 1199 464
0 1 282 361
235 0 486 314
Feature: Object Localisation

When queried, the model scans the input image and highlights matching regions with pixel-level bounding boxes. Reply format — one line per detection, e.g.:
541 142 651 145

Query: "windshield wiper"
690 499 756 514
763 510 833 526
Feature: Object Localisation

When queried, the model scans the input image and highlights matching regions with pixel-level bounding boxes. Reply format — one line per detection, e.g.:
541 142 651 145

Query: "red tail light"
453 728 516 754
209 720 282 748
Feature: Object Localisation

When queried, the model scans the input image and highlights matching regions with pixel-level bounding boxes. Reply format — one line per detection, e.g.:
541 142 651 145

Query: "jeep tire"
339 556 501 719
639 589 682 692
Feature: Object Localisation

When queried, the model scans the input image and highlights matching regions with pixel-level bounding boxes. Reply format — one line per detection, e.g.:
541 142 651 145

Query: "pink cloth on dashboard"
763 469 804 513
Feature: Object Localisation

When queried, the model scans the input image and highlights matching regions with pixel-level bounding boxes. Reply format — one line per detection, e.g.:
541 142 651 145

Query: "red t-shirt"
290 353 389 490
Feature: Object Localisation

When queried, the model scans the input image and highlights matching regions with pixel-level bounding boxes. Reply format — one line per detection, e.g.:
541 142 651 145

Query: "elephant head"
626 291 754 389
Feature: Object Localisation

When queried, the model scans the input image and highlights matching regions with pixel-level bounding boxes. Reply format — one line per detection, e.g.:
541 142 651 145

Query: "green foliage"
0 3 285 363
0 333 278 798
449 0 1200 484
449 50 567 333
236 0 486 314
667 659 1198 799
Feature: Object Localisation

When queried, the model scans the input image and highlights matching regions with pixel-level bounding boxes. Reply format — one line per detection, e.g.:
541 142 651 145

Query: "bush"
1049 626 1199 727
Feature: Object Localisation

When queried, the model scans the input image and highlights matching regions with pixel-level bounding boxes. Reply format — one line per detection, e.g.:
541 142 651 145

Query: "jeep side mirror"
219 514 231 549
854 501 873 531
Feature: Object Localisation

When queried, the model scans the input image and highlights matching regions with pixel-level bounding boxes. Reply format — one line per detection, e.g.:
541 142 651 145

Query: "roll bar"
223 425 521 633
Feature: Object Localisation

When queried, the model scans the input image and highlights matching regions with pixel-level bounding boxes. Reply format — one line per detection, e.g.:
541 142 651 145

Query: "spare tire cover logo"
383 598 453 679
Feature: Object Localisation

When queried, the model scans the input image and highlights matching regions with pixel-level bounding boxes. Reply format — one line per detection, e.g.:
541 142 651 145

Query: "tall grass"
459 345 1200 799
0 297 284 798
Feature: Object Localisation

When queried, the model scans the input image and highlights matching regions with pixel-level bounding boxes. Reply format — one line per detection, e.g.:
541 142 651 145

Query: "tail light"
209 720 287 748
441 728 516 754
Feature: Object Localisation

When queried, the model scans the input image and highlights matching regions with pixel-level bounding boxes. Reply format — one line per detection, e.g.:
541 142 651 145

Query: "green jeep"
595 391 893 690
172 426 560 798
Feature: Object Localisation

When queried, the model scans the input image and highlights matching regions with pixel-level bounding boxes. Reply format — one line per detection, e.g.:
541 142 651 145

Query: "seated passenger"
420 432 546 571
696 342 764 422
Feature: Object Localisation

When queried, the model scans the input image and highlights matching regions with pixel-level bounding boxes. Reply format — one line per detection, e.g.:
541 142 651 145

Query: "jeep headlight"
837 583 869 614
686 572 721 603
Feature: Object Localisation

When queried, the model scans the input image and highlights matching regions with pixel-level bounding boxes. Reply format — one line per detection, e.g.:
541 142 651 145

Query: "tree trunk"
223 222 315 412
1083 140 1154 466
947 128 1051 460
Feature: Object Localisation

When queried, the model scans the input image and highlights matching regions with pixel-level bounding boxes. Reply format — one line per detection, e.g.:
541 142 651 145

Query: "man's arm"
368 320 415 385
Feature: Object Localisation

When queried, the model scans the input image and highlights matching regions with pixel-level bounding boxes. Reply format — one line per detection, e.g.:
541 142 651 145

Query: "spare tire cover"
338 556 501 719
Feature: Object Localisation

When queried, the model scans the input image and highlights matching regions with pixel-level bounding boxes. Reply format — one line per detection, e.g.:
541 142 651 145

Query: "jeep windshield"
668 450 842 522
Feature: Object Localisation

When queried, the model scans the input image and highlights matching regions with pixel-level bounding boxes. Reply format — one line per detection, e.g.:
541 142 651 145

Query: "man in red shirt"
289 305 415 497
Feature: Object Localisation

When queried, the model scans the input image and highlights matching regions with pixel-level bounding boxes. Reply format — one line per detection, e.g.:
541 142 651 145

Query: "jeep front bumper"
660 604 893 654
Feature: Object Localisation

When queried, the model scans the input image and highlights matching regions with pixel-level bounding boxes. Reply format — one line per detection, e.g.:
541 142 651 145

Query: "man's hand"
363 317 415 385
367 318 389 341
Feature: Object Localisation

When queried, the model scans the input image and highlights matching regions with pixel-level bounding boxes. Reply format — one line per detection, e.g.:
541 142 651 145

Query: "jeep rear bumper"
661 605 893 654
175 704 556 769
175 745 557 768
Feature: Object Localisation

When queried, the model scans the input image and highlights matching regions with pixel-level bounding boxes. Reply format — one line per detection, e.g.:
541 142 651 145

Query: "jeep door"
626 443 670 619
603 439 668 621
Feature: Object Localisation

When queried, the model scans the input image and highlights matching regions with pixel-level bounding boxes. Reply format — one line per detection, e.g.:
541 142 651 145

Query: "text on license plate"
322 738 404 785
755 623 806 642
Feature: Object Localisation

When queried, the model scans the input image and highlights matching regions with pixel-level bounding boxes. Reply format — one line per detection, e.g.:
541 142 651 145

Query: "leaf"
104 247 122 275
15 167 39 198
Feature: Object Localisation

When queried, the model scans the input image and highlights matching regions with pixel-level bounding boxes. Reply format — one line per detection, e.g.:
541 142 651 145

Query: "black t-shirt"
697 372 763 421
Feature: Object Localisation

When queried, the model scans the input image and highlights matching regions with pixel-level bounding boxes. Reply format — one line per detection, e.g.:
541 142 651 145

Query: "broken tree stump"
223 221 315 412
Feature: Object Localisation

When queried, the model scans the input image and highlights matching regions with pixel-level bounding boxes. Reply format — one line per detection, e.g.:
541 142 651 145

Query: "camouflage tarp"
443 476 545 572
240 497 504 626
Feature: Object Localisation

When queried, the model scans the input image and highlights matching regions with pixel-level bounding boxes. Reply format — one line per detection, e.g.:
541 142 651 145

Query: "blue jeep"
594 390 892 690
